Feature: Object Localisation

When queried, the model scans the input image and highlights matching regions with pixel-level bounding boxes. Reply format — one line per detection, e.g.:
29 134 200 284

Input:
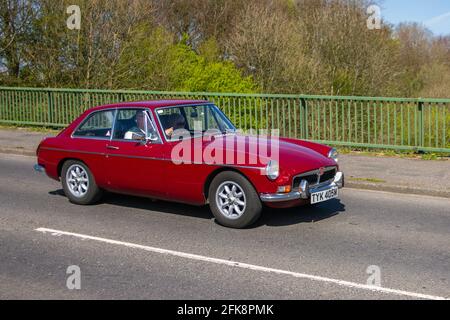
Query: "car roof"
89 99 210 112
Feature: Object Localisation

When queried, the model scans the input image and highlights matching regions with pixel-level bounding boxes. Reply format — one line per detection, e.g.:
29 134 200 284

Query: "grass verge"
0 124 61 134
348 177 387 183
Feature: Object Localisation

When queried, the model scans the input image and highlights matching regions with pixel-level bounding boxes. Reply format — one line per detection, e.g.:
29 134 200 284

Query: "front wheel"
209 171 262 228
61 160 103 205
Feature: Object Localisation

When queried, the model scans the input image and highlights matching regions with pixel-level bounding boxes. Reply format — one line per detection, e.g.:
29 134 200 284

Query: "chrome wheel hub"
66 164 89 198
216 181 246 220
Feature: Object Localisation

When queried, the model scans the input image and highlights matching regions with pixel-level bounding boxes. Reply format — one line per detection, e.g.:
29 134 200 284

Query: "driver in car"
165 114 186 138
124 111 146 140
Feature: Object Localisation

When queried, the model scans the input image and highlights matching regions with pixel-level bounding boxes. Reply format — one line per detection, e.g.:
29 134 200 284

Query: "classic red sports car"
35 100 344 228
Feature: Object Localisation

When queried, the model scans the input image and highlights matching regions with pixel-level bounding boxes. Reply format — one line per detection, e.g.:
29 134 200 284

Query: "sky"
381 0 450 36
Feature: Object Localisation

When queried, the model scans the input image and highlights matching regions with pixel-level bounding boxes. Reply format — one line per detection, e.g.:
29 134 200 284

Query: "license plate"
311 187 338 204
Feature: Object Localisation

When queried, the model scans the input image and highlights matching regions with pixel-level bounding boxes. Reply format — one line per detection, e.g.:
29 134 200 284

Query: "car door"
105 108 169 198
70 108 116 187
155 104 216 205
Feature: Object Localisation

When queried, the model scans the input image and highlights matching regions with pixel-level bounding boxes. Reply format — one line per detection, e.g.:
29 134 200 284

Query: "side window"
112 109 159 142
205 106 221 130
182 106 197 130
184 105 219 131
157 107 187 139
73 110 115 138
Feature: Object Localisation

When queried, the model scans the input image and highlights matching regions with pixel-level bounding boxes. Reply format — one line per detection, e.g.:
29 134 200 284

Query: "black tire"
209 171 262 228
61 160 103 205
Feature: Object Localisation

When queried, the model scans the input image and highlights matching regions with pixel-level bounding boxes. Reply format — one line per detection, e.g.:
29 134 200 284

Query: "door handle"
107 145 120 150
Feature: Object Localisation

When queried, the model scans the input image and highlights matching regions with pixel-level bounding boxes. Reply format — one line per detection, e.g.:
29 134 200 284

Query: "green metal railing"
0 87 449 153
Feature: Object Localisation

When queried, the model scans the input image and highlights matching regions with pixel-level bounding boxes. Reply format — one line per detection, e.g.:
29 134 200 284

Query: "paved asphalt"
0 153 449 300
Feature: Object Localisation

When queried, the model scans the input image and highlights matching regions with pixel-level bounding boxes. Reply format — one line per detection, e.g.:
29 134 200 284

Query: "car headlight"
328 148 339 162
266 160 279 180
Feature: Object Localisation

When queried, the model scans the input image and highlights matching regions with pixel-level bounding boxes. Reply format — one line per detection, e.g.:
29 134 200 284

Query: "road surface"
0 153 449 300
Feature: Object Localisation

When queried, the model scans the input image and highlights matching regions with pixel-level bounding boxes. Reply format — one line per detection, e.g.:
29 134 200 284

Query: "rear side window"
73 110 115 138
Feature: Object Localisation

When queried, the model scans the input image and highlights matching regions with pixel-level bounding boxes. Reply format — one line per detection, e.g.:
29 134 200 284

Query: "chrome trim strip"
110 108 118 141
259 191 304 202
154 102 211 112
145 109 163 144
39 147 263 169
40 147 106 157
69 135 112 141
42 147 167 162
334 171 344 188
215 164 262 170
107 154 166 161
260 172 344 203
312 178 335 189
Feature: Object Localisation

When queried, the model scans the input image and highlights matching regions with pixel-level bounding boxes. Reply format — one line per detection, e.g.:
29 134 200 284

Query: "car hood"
198 133 336 176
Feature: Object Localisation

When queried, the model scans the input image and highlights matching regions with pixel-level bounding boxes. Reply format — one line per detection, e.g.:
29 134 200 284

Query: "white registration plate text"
311 187 338 204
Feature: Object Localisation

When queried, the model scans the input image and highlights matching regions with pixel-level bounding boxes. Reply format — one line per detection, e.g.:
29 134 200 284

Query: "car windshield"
156 104 236 140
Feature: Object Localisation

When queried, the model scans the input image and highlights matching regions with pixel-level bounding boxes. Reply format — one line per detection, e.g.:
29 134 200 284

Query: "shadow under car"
49 189 345 228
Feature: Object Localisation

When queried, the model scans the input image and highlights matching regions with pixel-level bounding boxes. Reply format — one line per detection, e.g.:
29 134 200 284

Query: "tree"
394 22 433 96
418 36 450 98
226 0 322 94
115 25 256 93
0 0 448 98
153 0 245 50
0 0 40 84
294 0 402 96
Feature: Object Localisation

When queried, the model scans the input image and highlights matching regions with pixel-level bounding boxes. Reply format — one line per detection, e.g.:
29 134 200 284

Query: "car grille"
293 167 337 189
320 168 337 183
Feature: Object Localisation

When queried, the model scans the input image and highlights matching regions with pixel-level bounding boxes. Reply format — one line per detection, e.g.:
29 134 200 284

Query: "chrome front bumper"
260 172 344 203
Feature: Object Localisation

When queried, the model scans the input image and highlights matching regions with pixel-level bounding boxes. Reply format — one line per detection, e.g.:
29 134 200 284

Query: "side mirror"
140 134 159 145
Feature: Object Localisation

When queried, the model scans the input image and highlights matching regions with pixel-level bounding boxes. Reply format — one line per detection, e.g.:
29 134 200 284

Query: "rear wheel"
209 171 262 228
61 160 102 205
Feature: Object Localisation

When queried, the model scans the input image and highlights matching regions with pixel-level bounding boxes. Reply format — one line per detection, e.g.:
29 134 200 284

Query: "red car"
35 100 344 228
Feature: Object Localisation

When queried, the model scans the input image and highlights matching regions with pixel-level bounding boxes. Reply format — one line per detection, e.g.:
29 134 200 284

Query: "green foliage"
168 42 256 93
331 70 354 96
421 153 439 160
115 26 175 90
115 25 256 93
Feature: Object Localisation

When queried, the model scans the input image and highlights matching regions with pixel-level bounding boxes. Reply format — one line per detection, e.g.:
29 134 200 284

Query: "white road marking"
36 227 448 300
